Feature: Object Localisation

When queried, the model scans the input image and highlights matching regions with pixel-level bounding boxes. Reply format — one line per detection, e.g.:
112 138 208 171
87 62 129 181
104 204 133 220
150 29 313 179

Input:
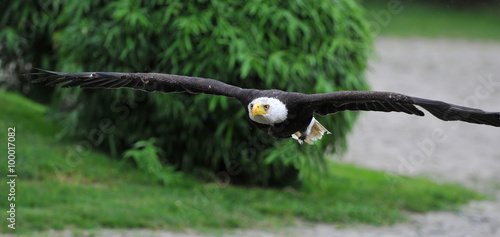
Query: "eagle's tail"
291 118 331 144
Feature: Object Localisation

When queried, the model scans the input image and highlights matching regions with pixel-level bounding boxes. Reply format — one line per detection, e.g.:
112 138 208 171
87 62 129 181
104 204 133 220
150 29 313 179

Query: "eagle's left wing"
303 91 500 127
28 69 247 100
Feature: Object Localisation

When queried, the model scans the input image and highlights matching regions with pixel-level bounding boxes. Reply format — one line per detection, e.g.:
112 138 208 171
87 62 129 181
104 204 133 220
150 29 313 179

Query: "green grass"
362 1 500 40
0 90 483 235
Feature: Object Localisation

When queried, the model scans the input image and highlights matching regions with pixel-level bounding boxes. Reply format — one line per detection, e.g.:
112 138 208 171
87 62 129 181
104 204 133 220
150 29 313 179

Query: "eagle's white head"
248 97 288 125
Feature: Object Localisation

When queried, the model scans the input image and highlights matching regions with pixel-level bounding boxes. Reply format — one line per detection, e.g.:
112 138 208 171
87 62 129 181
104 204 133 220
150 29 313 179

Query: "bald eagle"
29 70 500 144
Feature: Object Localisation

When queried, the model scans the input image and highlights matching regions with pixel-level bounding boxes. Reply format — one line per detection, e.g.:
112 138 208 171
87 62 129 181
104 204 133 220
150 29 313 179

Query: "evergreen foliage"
1 0 372 186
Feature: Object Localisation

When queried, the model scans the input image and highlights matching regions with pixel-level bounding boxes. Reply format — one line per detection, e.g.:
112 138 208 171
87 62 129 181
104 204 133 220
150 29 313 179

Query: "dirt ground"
38 37 500 237
296 37 500 237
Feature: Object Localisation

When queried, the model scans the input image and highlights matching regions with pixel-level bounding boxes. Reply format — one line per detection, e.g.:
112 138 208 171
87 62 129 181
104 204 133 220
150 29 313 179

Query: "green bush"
1 0 372 186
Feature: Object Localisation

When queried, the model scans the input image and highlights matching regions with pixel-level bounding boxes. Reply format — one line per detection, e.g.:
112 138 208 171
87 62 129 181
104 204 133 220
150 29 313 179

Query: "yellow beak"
251 103 267 118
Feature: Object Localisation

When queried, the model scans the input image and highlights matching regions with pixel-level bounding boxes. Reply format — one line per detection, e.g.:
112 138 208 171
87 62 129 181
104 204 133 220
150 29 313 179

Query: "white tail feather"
291 118 331 144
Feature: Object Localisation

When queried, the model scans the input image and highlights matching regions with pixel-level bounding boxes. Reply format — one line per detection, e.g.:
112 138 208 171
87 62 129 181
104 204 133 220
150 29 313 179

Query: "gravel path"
36 37 500 237
341 37 500 188
313 37 500 237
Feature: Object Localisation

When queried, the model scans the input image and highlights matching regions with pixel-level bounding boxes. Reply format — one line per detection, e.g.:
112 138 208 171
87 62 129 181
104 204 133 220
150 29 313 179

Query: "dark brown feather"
304 91 500 127
28 69 248 101
27 70 500 128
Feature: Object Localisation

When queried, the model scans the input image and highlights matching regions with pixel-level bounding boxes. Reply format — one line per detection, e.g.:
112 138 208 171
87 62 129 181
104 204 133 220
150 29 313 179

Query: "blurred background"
0 0 499 236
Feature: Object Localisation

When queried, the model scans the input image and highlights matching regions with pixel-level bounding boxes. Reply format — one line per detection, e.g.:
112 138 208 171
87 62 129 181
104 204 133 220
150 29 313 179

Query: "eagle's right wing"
28 69 248 100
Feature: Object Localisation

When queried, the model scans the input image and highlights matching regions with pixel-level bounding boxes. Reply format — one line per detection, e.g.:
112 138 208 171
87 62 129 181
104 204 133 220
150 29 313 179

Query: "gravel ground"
33 37 500 237
305 37 500 237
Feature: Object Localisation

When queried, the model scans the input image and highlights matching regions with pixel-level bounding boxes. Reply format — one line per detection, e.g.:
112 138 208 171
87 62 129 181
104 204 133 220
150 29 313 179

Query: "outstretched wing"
28 69 247 99
304 91 500 127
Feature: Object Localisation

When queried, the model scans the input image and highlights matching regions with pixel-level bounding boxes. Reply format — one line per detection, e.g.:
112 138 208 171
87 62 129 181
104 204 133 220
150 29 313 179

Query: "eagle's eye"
263 104 270 110
250 103 254 109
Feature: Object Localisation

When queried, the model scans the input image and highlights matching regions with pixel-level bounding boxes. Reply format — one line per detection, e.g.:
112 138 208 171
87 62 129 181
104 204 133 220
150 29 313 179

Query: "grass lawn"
362 0 500 40
0 90 483 235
